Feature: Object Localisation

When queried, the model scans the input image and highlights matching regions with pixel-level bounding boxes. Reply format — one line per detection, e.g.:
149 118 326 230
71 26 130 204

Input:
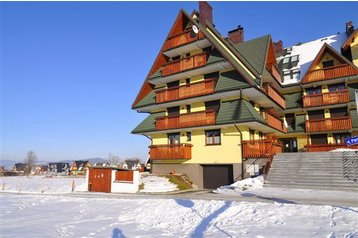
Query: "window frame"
205 129 221 145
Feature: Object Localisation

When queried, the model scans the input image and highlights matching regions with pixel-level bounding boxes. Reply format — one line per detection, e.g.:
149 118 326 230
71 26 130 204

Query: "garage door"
202 165 234 189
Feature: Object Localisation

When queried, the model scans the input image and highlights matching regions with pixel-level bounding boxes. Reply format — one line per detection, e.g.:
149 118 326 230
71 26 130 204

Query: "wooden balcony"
242 139 282 158
303 90 350 108
267 63 282 84
156 110 216 130
155 78 216 103
305 116 352 132
163 29 205 51
162 52 207 77
303 64 358 83
264 111 287 133
306 143 358 152
263 83 285 109
149 143 192 160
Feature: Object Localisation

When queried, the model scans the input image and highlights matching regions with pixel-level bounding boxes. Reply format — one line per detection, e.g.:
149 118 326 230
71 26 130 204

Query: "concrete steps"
265 151 358 191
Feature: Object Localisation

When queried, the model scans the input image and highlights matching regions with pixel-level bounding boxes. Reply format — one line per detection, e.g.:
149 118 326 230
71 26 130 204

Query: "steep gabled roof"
302 43 358 84
233 35 271 77
132 9 267 109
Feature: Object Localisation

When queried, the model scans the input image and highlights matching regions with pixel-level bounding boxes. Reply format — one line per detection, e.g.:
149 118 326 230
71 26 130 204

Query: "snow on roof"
278 33 348 85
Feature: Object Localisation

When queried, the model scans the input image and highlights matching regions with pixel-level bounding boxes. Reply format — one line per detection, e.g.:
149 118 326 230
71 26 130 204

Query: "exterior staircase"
265 151 358 192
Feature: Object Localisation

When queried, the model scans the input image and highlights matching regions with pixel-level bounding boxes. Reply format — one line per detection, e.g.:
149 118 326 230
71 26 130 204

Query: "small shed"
87 167 139 193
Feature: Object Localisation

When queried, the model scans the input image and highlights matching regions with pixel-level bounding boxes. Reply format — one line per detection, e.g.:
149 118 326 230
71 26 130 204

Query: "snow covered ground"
0 176 87 194
1 193 357 237
140 175 178 193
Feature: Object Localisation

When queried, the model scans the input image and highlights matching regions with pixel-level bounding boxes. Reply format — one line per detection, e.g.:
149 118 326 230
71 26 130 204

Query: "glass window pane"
214 136 221 144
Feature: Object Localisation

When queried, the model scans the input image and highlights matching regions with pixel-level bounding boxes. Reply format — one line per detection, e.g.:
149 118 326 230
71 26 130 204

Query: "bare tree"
24 150 37 175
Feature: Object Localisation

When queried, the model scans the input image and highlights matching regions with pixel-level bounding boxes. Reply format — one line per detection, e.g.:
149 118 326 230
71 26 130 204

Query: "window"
186 105 191 113
283 69 300 82
186 132 192 142
249 129 255 140
205 100 220 112
167 106 180 117
168 133 180 145
205 130 221 145
306 86 322 95
328 83 345 92
281 55 299 69
333 133 350 144
322 60 334 68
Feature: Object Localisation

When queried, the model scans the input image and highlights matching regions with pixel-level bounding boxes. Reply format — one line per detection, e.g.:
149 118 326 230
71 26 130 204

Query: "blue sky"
1 1 358 162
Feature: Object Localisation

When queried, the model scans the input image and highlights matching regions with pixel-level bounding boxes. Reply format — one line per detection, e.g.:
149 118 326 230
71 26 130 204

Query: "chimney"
274 40 283 56
228 25 244 44
346 21 354 36
199 1 213 26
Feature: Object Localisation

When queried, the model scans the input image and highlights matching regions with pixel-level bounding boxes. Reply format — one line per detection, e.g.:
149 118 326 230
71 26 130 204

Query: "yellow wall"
297 135 308 150
187 126 244 164
351 36 358 67
152 133 168 145
191 102 205 112
314 52 342 70
327 133 334 144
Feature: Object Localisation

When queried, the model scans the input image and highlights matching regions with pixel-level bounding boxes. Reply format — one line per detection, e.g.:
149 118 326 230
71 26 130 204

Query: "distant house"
94 162 110 167
13 163 26 175
48 163 70 175
70 161 91 175
33 165 49 175
120 160 144 172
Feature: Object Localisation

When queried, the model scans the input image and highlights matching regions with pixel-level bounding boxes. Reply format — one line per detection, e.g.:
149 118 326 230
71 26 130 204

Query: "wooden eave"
341 29 358 51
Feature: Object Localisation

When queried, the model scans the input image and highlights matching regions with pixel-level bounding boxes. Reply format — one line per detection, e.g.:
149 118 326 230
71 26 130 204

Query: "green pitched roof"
284 92 303 109
215 70 250 93
233 35 270 76
133 90 156 109
216 99 265 125
132 112 164 134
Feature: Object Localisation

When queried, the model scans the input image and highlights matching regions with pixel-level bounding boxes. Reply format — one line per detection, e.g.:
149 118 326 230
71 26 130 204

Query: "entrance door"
281 138 298 152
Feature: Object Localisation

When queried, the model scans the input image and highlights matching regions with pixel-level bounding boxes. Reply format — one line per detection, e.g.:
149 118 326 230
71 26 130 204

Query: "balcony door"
308 110 324 120
168 133 180 145
330 107 348 118
310 134 328 145
306 86 322 95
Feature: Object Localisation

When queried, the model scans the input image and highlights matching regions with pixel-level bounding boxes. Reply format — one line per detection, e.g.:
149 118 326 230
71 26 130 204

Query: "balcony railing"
149 143 192 160
242 139 282 158
163 29 205 51
155 78 216 103
161 52 207 77
263 111 287 133
267 63 282 83
305 116 352 132
263 83 286 109
156 110 216 130
306 143 358 152
303 90 350 108
303 64 358 83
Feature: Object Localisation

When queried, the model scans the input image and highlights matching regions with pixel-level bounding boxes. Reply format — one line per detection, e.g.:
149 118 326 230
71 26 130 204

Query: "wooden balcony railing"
306 143 358 152
155 78 216 103
149 143 192 160
163 29 205 51
305 116 352 132
263 83 286 109
267 63 282 83
264 111 287 133
115 171 133 182
162 52 208 76
242 139 282 158
156 110 216 130
303 90 350 108
303 64 358 83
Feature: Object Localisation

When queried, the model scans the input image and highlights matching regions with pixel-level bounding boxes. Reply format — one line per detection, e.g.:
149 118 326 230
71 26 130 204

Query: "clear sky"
1 1 358 162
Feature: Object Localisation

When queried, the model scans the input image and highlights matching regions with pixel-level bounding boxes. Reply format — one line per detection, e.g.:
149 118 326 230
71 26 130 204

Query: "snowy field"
1 193 358 237
0 176 87 193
